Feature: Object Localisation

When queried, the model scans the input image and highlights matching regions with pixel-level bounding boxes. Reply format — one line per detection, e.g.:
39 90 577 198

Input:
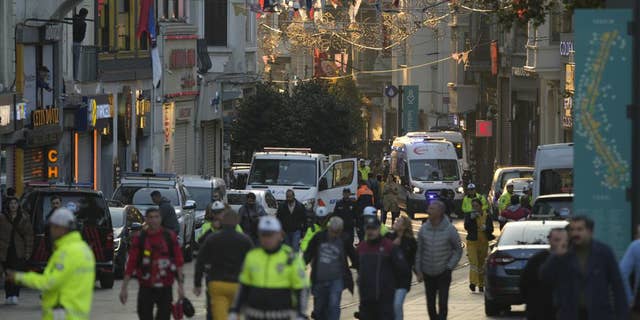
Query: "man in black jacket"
304 217 358 320
151 191 180 235
276 190 307 252
333 188 357 246
194 208 253 320
520 227 566 320
356 215 409 320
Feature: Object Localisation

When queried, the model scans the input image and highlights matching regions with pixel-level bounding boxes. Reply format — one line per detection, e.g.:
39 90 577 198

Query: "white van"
533 143 574 199
403 131 468 176
389 137 463 218
246 148 330 211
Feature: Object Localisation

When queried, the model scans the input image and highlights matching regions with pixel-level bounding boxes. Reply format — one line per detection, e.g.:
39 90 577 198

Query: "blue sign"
401 85 419 133
574 9 632 259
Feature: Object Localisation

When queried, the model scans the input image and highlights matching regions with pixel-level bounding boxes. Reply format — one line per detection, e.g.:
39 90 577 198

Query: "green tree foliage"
231 80 363 162
476 0 605 29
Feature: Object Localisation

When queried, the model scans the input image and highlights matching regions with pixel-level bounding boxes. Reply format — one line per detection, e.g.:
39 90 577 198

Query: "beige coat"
383 181 400 212
0 211 34 261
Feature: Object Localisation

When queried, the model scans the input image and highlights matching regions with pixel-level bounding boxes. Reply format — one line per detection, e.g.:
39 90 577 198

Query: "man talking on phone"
540 216 628 320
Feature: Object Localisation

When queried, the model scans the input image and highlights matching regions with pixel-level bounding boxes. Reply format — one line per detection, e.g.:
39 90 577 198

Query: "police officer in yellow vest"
229 216 309 320
7 208 95 320
461 183 488 214
300 206 330 252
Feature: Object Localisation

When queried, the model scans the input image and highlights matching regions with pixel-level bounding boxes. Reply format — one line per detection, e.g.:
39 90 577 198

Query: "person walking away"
0 197 34 304
621 228 640 320
357 214 409 320
461 184 488 215
540 216 628 320
276 190 307 252
194 208 252 320
464 198 494 293
382 175 400 226
229 216 309 320
382 159 390 180
6 208 95 319
367 175 380 210
333 188 357 246
499 195 529 229
497 183 514 217
358 159 371 181
376 174 385 212
300 206 331 252
120 207 185 320
239 192 267 243
415 200 462 320
356 181 375 242
304 217 358 320
520 227 567 320
72 8 88 80
150 190 180 235
385 214 417 320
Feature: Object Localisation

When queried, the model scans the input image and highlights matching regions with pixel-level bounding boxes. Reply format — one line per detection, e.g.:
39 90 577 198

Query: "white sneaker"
11 296 18 305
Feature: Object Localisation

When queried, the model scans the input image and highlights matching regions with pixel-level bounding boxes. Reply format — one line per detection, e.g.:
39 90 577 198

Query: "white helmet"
315 206 329 218
211 201 225 212
363 206 377 216
49 208 76 228
258 216 282 233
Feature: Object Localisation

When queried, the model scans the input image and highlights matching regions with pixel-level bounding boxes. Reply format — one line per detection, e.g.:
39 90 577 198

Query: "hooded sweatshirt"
415 216 462 276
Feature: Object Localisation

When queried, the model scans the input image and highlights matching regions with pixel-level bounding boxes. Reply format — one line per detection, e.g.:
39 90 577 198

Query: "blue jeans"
285 231 301 252
394 288 408 320
312 279 343 320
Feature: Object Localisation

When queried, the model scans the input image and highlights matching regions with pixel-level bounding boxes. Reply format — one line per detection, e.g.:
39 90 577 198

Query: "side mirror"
183 200 197 210
108 200 124 207
129 222 143 232
318 177 328 191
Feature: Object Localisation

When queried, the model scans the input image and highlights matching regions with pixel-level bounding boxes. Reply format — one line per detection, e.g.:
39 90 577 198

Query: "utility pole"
630 0 640 243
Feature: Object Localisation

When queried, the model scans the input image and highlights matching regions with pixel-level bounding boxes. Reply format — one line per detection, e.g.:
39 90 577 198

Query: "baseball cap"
342 188 351 193
363 206 377 216
467 183 476 189
49 208 76 228
364 215 380 229
258 216 282 233
315 206 329 218
211 201 225 212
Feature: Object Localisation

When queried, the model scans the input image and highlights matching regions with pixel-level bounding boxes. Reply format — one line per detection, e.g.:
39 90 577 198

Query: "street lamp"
360 106 369 158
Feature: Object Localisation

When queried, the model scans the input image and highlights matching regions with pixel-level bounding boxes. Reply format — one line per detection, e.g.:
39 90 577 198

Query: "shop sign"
565 64 575 93
563 97 573 128
560 40 574 57
512 67 536 78
0 105 10 126
475 120 492 137
163 103 173 145
16 103 27 120
47 149 59 179
32 108 60 127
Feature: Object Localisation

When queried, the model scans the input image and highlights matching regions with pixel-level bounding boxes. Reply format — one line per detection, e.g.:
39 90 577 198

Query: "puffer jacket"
415 216 462 276
0 211 34 261
158 197 180 234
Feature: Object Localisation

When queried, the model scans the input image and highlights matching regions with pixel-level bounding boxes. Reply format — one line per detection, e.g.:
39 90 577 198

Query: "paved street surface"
0 218 525 319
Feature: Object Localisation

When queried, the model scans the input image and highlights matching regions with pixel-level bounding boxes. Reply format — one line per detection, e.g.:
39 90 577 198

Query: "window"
113 186 180 205
550 11 561 43
39 193 110 231
320 161 355 190
499 171 533 191
498 224 564 246
248 159 317 187
409 159 459 182
186 187 212 210
96 0 150 52
532 197 573 217
540 168 573 196
205 0 227 46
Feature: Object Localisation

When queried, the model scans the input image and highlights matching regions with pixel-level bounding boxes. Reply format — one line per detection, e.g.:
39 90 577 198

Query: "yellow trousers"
467 239 488 287
207 281 239 320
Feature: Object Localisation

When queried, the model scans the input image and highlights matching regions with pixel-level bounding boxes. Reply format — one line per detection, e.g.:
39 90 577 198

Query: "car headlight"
303 199 315 210
413 187 424 194
175 208 182 217
114 238 121 251
457 186 464 193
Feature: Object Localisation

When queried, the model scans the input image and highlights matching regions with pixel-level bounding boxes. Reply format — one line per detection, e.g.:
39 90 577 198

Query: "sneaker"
6 296 17 305
479 287 484 292
12 296 18 304
469 284 476 292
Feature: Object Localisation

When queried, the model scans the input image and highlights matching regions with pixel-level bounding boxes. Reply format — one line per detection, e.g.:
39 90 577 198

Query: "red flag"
137 0 153 39
490 41 498 76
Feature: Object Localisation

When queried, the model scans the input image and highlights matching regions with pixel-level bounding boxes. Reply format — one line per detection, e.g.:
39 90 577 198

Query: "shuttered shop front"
202 120 217 175
174 122 188 174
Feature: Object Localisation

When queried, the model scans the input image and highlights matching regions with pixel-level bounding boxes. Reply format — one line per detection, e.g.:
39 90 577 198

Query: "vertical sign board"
401 85 419 133
574 10 632 259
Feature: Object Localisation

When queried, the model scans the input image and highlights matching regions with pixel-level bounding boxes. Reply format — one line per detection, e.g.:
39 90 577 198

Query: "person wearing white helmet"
230 216 309 320
461 183 488 215
300 206 331 252
361 206 389 240
7 208 96 320
197 201 242 243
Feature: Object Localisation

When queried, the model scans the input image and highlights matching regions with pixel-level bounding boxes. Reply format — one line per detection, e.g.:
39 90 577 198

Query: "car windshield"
110 209 125 228
38 193 110 231
533 198 573 217
113 186 179 205
228 193 248 205
248 159 317 187
186 187 211 210
499 171 533 191
498 224 563 246
409 159 459 181
540 168 573 196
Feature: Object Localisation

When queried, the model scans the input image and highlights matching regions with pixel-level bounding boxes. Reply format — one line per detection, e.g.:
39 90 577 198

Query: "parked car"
488 167 534 215
180 175 227 250
484 220 568 316
20 185 116 288
112 172 197 262
109 205 144 277
226 189 278 216
230 163 251 189
530 193 573 220
502 177 533 198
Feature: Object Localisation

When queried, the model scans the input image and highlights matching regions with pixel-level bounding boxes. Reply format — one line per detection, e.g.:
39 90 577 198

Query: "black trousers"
359 300 394 320
137 286 173 320
4 247 25 298
424 270 452 320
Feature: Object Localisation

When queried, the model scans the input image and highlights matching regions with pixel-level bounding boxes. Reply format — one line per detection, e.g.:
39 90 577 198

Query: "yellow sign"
47 149 59 179
32 108 60 127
